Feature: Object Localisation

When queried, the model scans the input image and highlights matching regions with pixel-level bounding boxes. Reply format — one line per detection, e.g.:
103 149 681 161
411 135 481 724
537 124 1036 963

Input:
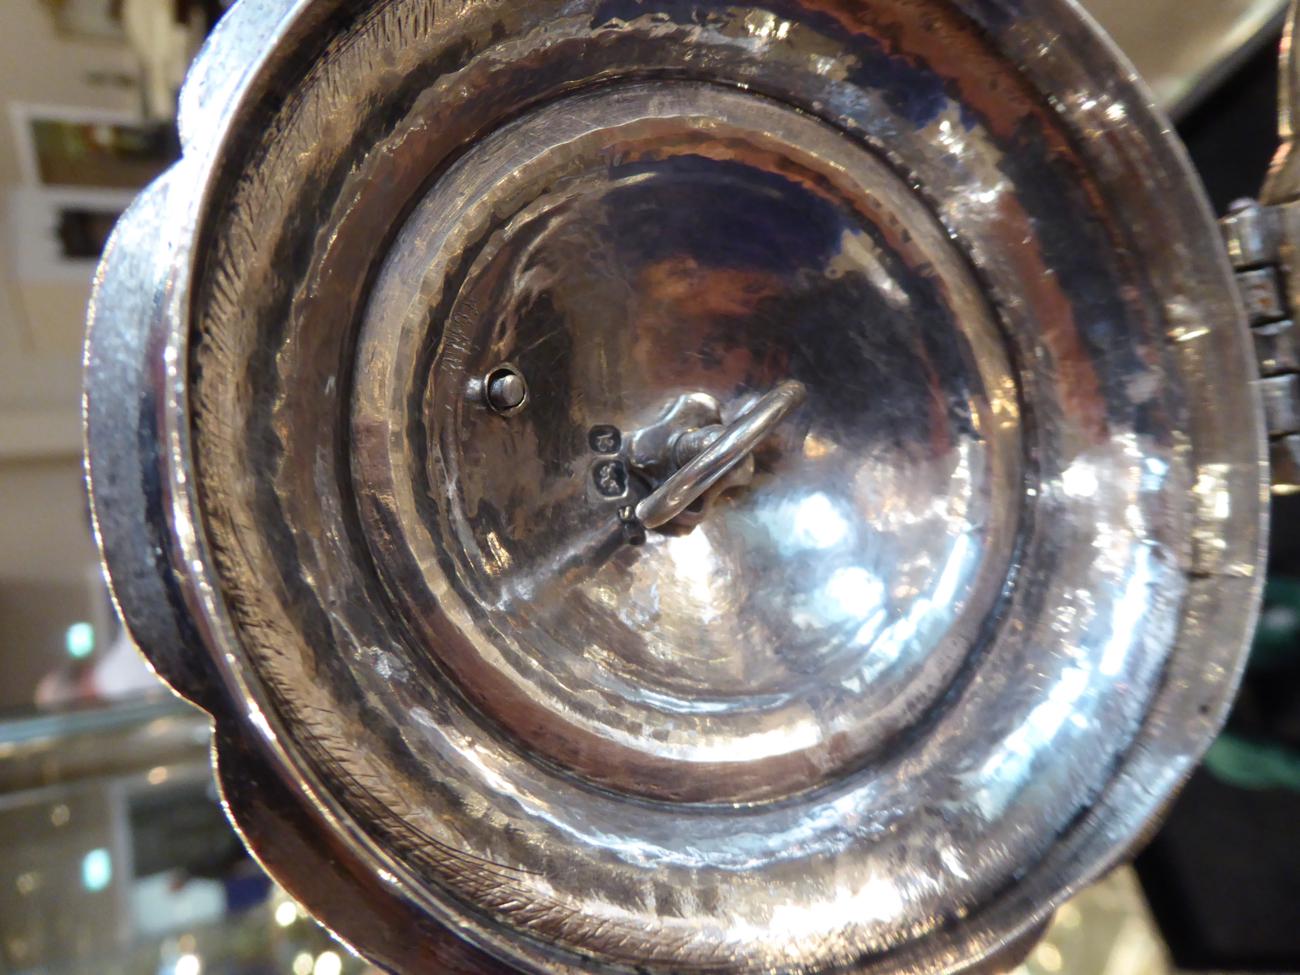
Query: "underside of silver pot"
85 0 1276 971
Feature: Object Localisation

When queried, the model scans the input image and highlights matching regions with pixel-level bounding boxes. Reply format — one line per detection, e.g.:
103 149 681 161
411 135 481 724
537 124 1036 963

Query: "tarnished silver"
1253 319 1300 373
1262 374 1300 433
633 379 806 530
84 0 1270 973
1235 266 1287 325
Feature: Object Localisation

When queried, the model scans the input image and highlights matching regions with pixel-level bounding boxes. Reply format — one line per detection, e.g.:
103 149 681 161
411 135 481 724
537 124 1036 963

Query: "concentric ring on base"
133 0 1268 970
351 82 1022 804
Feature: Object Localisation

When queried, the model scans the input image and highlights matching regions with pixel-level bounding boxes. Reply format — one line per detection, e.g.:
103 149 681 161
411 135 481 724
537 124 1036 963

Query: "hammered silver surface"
83 0 1267 972
351 83 1021 804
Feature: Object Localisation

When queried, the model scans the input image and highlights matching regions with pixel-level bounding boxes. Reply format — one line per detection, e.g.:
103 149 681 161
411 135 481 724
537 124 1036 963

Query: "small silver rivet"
484 366 527 414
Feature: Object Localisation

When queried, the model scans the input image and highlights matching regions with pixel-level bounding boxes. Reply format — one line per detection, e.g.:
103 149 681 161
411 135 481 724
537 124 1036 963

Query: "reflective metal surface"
0 701 1177 975
1227 3 1300 495
632 378 807 530
84 0 1267 972
351 81 1023 806
1219 197 1300 494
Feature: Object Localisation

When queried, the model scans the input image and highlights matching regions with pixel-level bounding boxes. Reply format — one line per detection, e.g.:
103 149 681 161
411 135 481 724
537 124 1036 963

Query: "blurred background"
0 1 1296 974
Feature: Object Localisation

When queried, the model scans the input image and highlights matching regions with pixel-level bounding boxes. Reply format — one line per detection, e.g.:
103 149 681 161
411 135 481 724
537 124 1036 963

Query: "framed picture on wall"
7 184 132 275
40 0 232 41
9 104 179 190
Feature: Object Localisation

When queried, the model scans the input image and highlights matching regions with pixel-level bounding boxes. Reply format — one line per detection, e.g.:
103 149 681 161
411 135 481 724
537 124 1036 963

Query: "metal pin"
484 365 528 415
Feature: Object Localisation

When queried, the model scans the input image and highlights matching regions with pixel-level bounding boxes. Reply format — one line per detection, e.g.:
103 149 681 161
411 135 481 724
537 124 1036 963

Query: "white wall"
0 2 141 711
0 0 140 444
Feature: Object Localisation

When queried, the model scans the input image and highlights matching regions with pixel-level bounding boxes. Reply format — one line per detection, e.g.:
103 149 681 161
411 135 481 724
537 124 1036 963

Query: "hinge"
1220 198 1300 493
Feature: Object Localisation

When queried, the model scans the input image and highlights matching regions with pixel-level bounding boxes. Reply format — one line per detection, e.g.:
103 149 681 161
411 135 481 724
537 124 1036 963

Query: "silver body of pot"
84 0 1290 971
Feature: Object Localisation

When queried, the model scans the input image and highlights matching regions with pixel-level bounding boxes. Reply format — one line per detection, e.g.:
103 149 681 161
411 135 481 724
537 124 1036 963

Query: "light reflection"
65 621 95 659
743 10 791 41
1142 455 1168 483
974 665 1091 818
821 567 885 620
802 433 835 459
1034 941 1063 972
930 533 971 609
758 470 984 685
846 531 975 682
246 706 275 743
938 845 970 881
1061 459 1099 498
1099 547 1152 677
483 530 513 574
967 183 1008 207
665 529 723 621
830 230 911 309
1172 324 1210 343
81 847 112 892
767 870 905 933
1195 463 1233 523
935 118 960 150
850 609 889 649
968 531 1160 818
791 493 850 550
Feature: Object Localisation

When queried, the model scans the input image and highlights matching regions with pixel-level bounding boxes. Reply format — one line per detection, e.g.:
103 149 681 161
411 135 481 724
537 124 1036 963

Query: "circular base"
354 83 1021 802
113 0 1267 970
